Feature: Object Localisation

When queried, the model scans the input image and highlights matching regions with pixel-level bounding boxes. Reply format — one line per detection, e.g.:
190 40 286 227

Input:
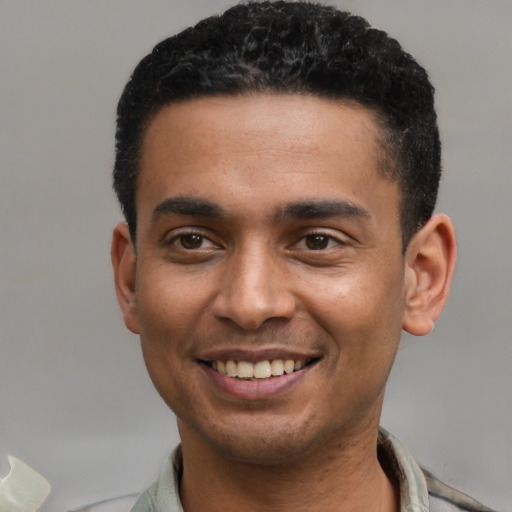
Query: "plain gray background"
1 1 510 511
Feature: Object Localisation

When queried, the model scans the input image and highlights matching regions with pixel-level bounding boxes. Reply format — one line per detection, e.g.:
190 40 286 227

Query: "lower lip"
201 363 312 400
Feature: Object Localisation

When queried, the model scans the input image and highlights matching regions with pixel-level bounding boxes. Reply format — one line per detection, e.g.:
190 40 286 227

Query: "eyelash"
166 229 344 252
293 232 344 251
167 230 219 250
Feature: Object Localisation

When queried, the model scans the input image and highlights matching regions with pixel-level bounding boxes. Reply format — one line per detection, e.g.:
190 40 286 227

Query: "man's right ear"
111 222 140 334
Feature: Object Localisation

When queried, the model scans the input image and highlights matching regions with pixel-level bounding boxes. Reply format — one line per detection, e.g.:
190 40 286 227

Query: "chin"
210 433 316 465
180 413 336 466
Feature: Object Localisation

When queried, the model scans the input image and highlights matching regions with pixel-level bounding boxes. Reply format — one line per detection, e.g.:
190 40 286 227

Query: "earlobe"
111 222 140 334
402 214 457 336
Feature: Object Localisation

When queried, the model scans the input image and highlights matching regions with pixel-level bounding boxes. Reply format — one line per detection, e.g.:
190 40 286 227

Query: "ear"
402 214 457 336
111 222 140 334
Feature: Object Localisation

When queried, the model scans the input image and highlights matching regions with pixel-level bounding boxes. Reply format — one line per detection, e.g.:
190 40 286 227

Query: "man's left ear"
402 214 457 336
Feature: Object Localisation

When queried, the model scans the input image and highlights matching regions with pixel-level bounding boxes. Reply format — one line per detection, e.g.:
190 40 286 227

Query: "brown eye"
179 234 204 249
305 234 330 250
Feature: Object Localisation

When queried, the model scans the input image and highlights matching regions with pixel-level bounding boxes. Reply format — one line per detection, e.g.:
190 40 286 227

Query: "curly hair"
114 1 440 248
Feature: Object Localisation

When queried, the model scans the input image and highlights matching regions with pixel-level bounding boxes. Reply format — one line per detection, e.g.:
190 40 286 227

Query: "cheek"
137 265 214 340
135 271 202 403
301 263 405 354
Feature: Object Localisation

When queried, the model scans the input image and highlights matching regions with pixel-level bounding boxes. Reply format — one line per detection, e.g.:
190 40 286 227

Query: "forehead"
140 94 382 164
137 94 400 231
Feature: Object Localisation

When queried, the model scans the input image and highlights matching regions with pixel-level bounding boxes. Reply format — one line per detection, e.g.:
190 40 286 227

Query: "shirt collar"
378 427 430 512
158 428 429 512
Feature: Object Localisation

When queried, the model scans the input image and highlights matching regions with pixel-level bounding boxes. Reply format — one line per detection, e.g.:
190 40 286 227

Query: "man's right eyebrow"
152 197 224 221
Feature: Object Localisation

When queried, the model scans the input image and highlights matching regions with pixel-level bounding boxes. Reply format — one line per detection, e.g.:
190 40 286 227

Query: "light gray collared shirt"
71 428 496 512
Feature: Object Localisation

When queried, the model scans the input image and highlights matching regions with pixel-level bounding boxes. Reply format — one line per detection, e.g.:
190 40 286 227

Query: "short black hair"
114 0 440 248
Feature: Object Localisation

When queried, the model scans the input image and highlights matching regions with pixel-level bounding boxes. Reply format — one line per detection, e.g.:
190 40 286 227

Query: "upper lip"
196 346 321 363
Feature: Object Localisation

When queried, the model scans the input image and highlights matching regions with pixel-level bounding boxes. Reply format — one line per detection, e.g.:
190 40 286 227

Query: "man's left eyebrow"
276 200 370 221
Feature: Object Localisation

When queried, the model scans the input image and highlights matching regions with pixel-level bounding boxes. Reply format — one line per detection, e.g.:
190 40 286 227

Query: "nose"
211 243 296 330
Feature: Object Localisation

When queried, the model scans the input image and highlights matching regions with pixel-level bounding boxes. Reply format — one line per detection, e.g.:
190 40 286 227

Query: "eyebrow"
276 200 370 221
152 196 370 224
153 196 224 221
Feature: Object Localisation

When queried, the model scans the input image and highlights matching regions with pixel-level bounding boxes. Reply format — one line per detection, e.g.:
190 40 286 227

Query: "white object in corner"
0 456 51 512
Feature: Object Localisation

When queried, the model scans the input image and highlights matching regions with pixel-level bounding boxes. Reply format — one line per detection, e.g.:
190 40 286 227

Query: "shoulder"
68 446 183 512
378 428 499 512
424 469 499 512
129 446 183 512
67 494 139 512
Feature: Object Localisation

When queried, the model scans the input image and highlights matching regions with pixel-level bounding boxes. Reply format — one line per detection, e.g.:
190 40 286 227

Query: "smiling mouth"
202 358 320 380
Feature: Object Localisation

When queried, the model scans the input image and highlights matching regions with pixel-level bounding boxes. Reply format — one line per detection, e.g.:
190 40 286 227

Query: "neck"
178 423 399 512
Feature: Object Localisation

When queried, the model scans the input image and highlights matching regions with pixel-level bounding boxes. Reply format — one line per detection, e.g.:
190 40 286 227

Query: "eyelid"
291 230 347 250
165 227 221 249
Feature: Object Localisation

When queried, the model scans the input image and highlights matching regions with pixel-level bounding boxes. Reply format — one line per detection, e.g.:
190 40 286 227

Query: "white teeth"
237 361 254 379
270 359 284 376
294 360 304 370
254 360 271 379
217 361 226 375
212 358 309 379
225 360 237 377
284 359 295 374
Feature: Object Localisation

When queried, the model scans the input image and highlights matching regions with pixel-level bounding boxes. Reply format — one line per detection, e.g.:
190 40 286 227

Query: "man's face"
129 94 408 462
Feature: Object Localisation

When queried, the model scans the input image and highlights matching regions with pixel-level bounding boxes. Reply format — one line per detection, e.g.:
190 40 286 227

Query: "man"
110 2 493 511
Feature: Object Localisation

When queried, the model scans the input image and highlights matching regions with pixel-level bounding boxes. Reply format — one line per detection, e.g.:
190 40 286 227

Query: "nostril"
211 257 296 330
212 294 292 330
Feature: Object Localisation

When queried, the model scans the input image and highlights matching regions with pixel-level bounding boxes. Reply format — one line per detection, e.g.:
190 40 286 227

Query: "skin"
112 94 456 512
